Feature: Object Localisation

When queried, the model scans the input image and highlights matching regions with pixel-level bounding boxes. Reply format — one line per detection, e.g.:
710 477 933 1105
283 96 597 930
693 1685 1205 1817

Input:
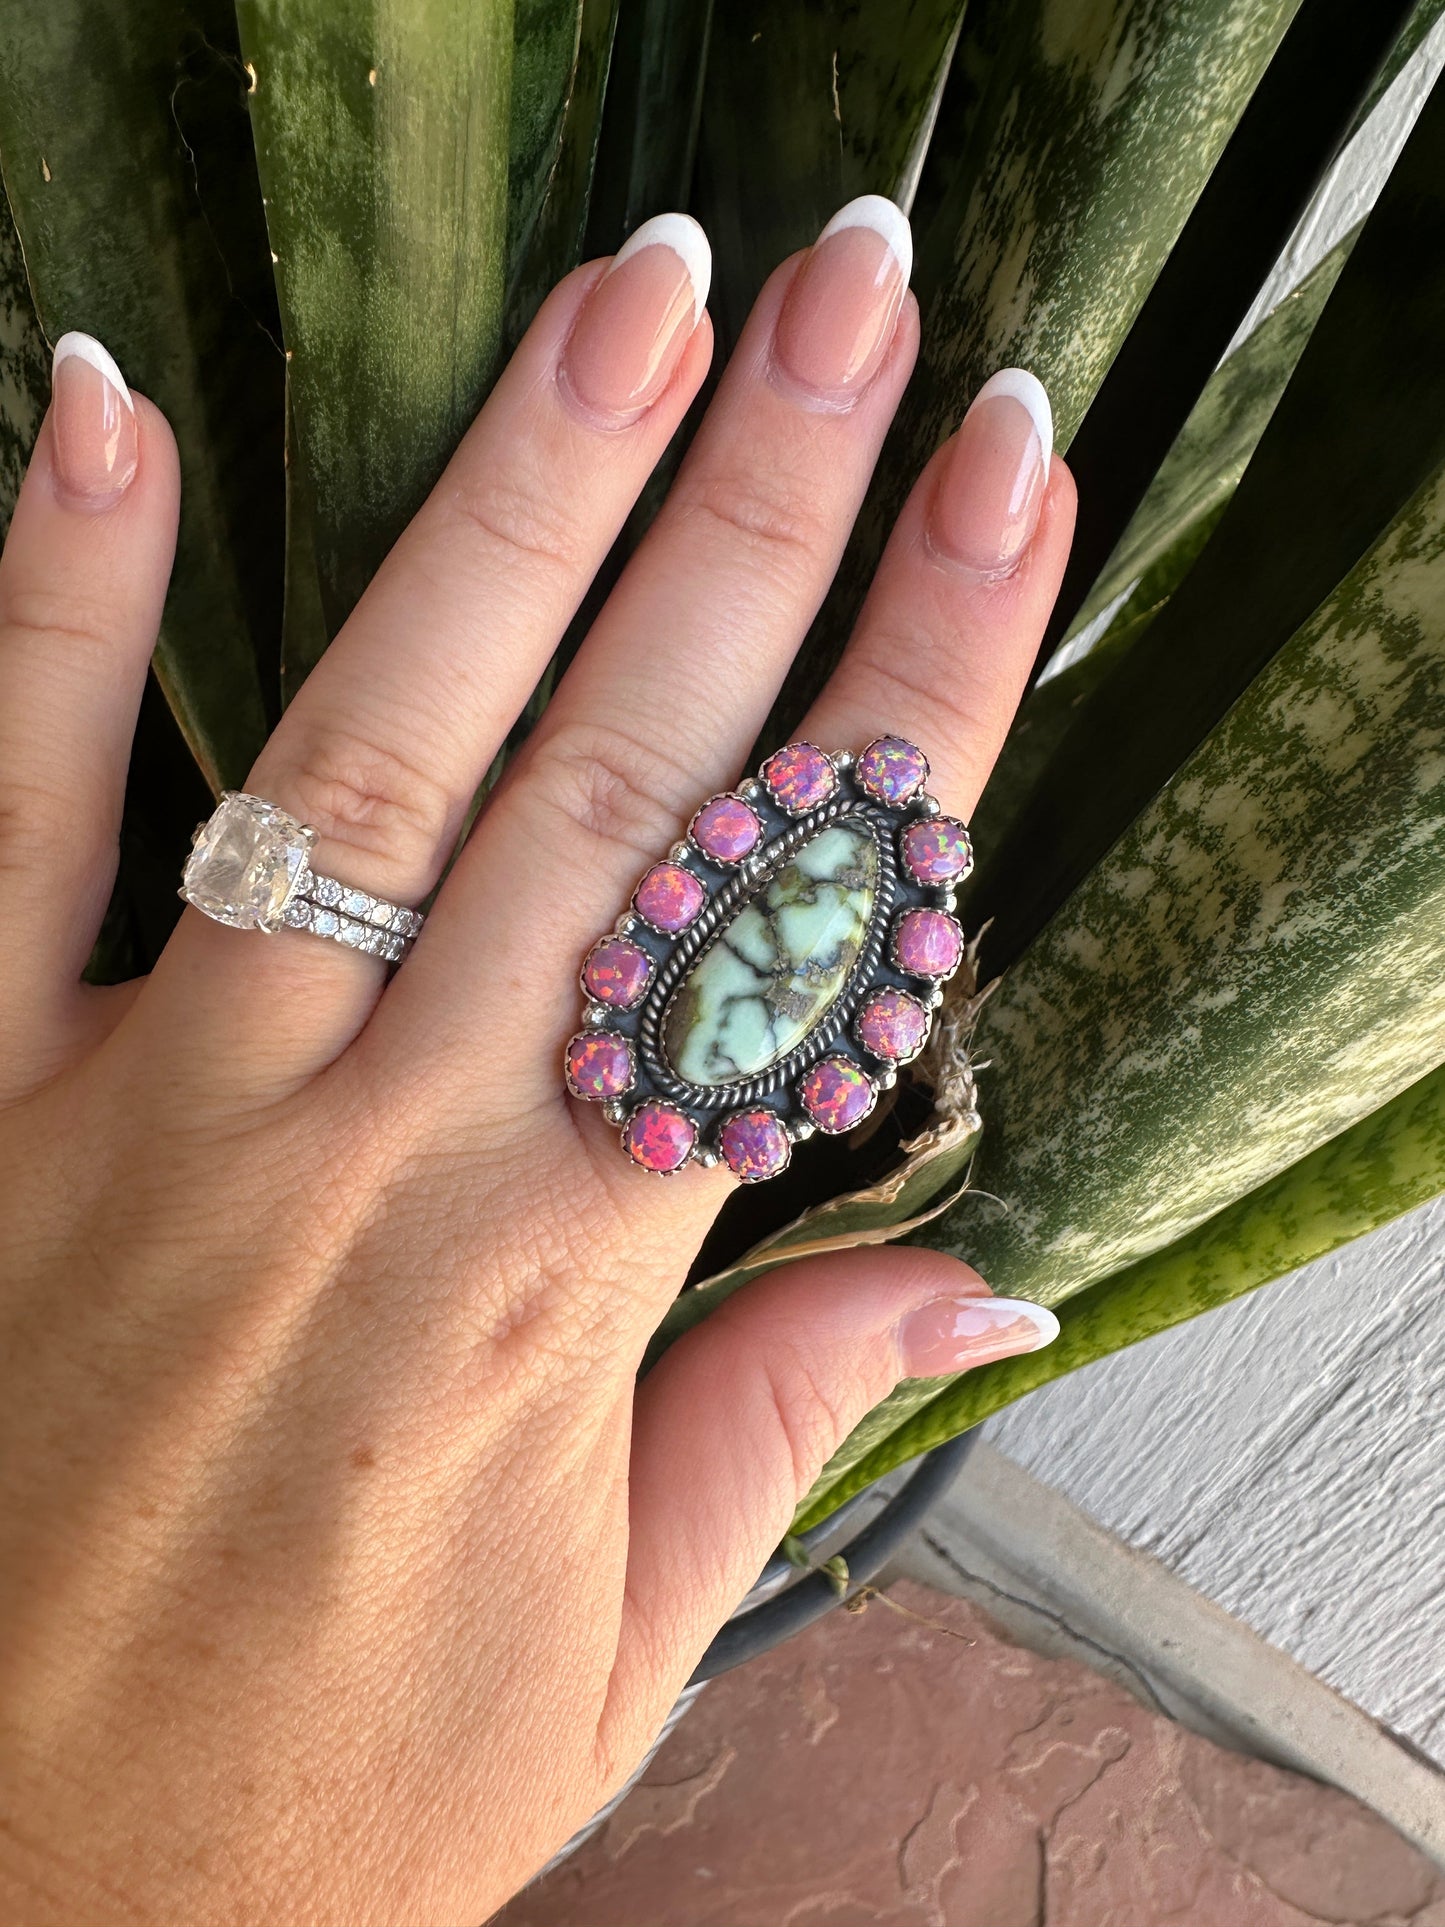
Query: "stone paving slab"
499 1582 1445 1927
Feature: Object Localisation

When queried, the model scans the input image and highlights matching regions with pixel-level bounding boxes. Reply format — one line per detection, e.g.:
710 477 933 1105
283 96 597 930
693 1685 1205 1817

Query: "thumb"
607 1246 1057 1746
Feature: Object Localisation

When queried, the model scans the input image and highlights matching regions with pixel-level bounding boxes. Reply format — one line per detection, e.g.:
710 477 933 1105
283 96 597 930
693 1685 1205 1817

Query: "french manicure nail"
931 368 1052 576
560 212 711 423
773 194 912 404
896 1294 1060 1378
50 331 137 507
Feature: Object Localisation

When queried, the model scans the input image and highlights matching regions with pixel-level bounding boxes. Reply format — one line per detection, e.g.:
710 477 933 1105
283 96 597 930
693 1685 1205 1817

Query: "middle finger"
396 198 919 1068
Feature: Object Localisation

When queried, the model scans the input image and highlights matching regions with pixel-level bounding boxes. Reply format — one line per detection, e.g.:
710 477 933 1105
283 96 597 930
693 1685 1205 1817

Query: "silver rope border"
635 796 900 1110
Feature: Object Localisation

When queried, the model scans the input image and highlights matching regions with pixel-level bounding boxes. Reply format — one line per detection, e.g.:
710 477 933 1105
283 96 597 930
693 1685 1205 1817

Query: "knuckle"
280 723 456 876
760 1341 855 1498
676 463 828 587
528 718 698 865
444 461 586 579
0 584 119 659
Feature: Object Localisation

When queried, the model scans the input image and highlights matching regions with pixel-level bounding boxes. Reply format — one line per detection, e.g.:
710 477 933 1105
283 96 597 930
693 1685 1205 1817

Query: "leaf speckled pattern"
236 0 513 635
797 1058 1445 1529
790 465 1445 1524
775 0 1302 733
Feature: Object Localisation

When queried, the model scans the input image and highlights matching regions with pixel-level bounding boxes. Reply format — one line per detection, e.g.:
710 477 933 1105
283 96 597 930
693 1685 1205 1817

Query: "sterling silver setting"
565 738 974 1180
180 791 423 965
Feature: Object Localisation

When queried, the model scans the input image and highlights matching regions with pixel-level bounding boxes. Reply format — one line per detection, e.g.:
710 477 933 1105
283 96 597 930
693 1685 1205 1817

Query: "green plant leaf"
584 0 715 252
969 70 1445 967
0 2 279 791
0 191 50 541
796 1055 1445 1530
972 233 1352 870
236 0 514 645
504 0 620 347
771 0 1304 737
792 451 1445 1523
693 0 965 360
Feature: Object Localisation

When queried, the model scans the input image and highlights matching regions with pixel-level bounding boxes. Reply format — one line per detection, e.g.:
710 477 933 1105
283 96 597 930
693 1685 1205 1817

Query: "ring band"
180 791 423 964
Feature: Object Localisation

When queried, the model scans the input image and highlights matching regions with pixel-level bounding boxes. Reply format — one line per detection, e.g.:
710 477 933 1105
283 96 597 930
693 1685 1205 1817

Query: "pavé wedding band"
180 791 423 964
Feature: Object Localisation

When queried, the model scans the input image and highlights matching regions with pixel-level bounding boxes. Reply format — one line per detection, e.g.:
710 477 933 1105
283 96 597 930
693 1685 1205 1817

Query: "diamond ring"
180 792 424 964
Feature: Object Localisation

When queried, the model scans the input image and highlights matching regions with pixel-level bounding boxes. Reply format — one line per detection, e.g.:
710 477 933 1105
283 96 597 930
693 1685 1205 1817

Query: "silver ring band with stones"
180 792 423 965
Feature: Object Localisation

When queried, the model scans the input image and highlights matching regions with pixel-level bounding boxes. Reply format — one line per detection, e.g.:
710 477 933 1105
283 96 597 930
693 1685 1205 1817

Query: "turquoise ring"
564 738 973 1180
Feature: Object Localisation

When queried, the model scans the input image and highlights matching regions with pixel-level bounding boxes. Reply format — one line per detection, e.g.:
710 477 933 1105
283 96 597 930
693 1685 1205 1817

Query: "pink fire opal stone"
800 1056 877 1135
857 988 930 1063
691 793 763 864
581 935 653 1009
858 736 929 804
565 1030 634 1099
623 1101 697 1172
901 815 973 884
894 907 964 978
718 1108 792 1181
761 741 837 813
634 861 706 932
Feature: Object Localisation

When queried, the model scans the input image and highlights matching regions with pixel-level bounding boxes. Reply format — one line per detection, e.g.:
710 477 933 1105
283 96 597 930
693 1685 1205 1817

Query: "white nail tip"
986 1298 1061 1349
973 368 1052 481
52 331 135 413
609 212 712 329
818 194 913 287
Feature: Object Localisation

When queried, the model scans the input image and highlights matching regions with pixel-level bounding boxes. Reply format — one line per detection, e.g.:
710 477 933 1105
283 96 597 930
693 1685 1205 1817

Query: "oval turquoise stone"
663 824 878 1085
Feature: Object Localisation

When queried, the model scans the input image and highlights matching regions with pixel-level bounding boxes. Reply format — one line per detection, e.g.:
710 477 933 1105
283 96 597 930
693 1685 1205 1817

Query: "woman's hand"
0 200 1074 1925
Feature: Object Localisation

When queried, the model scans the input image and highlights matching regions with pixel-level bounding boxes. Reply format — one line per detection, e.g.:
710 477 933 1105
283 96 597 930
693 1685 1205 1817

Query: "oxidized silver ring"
566 738 973 1180
180 791 423 964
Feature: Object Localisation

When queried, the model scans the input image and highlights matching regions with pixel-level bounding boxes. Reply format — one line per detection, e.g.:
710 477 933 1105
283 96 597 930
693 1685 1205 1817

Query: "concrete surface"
894 1443 1445 1868
983 1195 1445 1772
497 1583 1445 1927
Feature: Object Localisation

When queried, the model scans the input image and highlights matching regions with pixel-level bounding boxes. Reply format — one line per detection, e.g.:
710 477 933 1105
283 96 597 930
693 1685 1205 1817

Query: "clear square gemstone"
182 793 309 931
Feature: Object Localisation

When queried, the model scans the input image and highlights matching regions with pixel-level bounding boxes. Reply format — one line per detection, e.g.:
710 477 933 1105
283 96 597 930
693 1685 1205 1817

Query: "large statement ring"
566 738 972 1180
180 791 424 963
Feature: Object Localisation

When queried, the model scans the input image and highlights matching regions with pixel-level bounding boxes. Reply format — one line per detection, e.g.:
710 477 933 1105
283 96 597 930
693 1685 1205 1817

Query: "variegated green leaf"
0 192 49 542
970 234 1352 871
771 0 1303 735
694 0 964 358
0 2 277 792
504 0 619 346
969 75 1445 964
796 1055 1445 1529
585 0 714 251
237 0 513 647
793 455 1445 1523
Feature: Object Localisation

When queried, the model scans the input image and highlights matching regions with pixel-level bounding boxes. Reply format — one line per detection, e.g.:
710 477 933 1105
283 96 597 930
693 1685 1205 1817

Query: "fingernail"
896 1295 1060 1378
773 194 911 404
50 331 137 507
561 212 711 423
931 368 1052 576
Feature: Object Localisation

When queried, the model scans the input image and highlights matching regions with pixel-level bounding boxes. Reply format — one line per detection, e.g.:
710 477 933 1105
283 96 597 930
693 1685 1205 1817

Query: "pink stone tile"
497 1583 1444 1927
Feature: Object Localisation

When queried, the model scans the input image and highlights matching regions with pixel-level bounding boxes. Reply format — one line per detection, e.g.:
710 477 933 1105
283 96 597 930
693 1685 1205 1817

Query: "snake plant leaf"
0 192 49 541
236 0 513 645
948 463 1445 1307
1042 0 1417 669
0 1 278 792
1353 0 1445 132
693 0 965 361
584 0 715 253
771 0 1304 739
504 0 620 348
971 235 1352 873
791 450 1445 1522
971 72 1445 967
796 1056 1445 1529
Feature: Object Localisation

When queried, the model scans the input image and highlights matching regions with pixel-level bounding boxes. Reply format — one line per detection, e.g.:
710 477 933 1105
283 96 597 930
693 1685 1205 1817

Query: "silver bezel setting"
567 741 971 1178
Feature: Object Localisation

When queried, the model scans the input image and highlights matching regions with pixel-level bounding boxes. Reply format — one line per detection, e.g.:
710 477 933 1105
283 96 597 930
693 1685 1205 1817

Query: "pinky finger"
0 334 178 1064
605 1248 1057 1757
